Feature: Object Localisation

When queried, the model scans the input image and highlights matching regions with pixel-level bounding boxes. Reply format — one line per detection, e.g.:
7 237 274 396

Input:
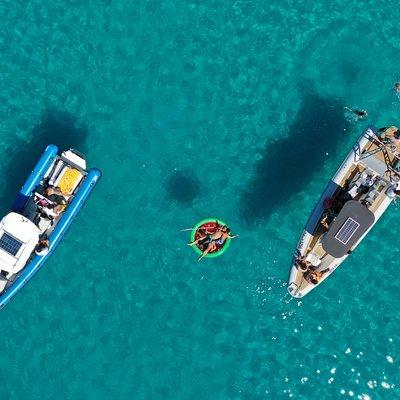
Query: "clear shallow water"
1 1 400 399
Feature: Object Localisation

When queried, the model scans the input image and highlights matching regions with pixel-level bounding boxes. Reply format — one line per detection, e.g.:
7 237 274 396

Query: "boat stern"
287 259 306 298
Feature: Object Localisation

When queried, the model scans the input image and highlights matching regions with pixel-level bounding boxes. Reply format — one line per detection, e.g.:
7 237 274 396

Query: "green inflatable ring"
190 218 231 258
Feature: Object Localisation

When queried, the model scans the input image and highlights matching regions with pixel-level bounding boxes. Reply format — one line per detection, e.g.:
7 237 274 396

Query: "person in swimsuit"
198 225 238 261
35 238 50 256
188 227 213 250
295 255 309 272
45 186 69 204
344 107 368 120
306 268 330 285
42 186 70 214
188 221 223 248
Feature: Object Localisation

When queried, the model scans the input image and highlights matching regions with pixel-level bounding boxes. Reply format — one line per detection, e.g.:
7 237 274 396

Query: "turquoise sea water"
1 1 400 399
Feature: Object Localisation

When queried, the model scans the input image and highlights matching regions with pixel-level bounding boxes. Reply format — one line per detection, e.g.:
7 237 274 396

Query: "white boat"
288 126 400 298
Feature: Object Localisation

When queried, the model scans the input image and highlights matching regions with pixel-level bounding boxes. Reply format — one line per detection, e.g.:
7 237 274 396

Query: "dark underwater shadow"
165 169 200 205
241 92 349 225
0 109 88 215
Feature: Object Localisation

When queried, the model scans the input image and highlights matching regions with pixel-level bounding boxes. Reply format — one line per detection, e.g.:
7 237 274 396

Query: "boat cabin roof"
0 212 39 273
321 200 375 258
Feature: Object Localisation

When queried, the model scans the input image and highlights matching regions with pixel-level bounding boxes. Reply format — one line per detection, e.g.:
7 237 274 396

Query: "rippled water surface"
1 1 400 399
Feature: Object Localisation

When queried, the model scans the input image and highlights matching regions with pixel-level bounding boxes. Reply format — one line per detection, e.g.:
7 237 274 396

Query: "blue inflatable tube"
12 144 59 212
0 167 102 309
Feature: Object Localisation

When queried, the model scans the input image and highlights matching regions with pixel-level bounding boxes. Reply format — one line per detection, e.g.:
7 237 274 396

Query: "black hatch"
321 200 375 258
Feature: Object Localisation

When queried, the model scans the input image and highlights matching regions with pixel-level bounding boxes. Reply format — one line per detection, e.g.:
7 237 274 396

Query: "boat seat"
347 172 364 197
364 189 380 204
37 216 52 234
347 184 359 198
54 166 83 195
348 170 376 198
306 252 321 267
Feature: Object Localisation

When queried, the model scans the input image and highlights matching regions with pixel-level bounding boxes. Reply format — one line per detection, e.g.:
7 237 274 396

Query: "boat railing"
363 128 399 157
360 128 400 182
58 154 87 175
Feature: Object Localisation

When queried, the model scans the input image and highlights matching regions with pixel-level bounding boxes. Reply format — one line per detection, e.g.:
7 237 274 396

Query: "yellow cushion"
58 167 82 194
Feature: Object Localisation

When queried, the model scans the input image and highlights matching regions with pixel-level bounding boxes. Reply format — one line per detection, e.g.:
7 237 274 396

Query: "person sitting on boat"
198 226 238 261
346 172 375 199
321 211 335 229
321 197 341 228
306 268 330 285
45 186 69 204
43 186 70 214
35 238 50 256
359 174 374 194
295 255 309 272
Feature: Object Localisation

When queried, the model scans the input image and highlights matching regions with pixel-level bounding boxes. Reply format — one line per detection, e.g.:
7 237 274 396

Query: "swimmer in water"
344 107 368 120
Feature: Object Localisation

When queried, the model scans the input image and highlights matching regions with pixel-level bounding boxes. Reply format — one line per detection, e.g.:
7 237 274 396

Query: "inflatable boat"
0 145 101 309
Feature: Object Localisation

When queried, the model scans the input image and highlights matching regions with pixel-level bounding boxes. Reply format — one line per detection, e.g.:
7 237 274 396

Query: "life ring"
190 218 231 258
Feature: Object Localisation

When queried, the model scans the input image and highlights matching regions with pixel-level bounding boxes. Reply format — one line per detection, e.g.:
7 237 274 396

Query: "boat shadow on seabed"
165 169 200 205
0 109 88 216
241 91 351 225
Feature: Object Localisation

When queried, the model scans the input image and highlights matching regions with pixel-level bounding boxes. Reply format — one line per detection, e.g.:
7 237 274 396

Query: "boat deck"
361 126 400 174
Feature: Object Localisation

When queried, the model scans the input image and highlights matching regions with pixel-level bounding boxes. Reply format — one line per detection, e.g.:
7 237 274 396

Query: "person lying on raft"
295 255 309 272
188 227 214 251
188 228 212 246
188 222 225 248
198 225 238 261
